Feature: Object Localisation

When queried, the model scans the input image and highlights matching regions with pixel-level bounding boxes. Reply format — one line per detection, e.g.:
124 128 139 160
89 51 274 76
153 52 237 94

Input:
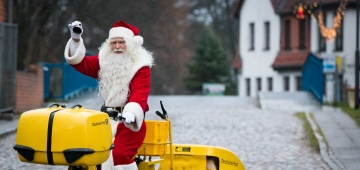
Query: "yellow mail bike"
14 102 245 170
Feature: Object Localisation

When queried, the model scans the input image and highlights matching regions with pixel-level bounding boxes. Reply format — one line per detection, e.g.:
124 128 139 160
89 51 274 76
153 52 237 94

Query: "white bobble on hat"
134 36 143 46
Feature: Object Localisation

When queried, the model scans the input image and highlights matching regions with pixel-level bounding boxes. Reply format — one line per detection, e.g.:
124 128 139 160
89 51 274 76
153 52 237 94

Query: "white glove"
68 21 83 40
121 112 135 123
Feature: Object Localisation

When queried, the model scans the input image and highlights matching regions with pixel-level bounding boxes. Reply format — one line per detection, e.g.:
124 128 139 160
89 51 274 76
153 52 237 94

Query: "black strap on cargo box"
53 104 110 164
13 103 65 163
47 106 65 165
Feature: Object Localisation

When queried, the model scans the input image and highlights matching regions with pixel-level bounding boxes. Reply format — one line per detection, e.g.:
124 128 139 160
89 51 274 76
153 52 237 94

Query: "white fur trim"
101 150 115 170
128 48 154 79
101 120 118 169
110 119 119 138
133 36 143 45
123 102 144 132
109 27 134 40
114 162 137 170
64 38 86 65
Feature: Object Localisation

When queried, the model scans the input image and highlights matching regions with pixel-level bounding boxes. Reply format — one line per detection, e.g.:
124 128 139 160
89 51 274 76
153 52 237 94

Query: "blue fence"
42 61 97 101
301 53 324 103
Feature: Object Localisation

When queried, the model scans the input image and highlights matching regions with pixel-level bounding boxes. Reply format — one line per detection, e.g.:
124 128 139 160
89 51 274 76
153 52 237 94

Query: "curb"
0 113 20 138
305 112 345 170
0 127 17 138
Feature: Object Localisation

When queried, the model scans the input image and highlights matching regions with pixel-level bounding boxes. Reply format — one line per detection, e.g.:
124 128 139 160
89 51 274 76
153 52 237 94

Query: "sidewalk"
312 106 360 170
260 91 360 170
0 115 18 137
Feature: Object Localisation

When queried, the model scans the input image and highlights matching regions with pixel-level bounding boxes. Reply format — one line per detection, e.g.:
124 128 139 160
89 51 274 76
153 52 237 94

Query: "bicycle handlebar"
101 101 169 121
156 101 168 120
103 109 125 121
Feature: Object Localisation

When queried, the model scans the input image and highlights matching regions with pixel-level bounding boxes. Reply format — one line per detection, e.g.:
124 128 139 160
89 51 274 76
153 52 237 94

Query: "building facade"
310 0 359 103
234 0 359 103
236 0 281 97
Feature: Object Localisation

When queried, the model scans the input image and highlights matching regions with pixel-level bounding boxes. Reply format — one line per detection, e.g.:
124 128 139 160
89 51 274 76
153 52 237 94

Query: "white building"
234 0 359 103
238 0 280 97
236 0 283 97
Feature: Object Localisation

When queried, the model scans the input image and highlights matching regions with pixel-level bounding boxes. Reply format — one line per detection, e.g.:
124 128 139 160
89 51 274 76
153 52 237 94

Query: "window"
284 76 289 91
319 12 326 52
335 12 343 51
249 23 255 51
246 78 251 96
284 20 291 50
264 22 270 50
296 76 302 90
256 77 262 92
267 77 273 91
299 19 306 49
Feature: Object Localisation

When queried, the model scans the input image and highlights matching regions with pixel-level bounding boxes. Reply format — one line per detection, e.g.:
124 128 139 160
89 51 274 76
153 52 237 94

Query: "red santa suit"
64 20 153 170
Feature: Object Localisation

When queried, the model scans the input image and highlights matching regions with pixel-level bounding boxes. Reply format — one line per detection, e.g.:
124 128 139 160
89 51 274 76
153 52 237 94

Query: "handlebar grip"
107 110 119 119
118 115 126 121
156 111 166 119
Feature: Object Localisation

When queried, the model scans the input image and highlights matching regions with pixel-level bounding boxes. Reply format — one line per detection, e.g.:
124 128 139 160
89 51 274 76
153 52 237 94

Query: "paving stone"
0 95 329 170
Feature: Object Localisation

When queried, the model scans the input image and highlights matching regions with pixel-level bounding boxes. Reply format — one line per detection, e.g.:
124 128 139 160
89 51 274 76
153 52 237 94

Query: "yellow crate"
139 120 169 156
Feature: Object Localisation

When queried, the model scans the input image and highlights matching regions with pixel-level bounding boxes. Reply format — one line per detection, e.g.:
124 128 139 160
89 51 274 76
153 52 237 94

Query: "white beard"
98 42 134 106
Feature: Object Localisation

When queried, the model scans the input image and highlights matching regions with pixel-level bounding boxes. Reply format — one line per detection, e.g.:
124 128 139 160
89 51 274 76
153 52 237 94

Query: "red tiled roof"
279 0 358 14
232 0 244 19
270 0 285 13
272 51 309 69
279 0 321 14
237 0 357 16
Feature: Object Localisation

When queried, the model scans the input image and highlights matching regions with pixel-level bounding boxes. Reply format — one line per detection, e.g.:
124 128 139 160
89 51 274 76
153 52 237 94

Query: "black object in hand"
73 26 82 34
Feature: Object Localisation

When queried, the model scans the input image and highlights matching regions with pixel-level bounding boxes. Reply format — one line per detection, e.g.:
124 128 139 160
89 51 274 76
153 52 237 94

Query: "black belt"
101 105 124 120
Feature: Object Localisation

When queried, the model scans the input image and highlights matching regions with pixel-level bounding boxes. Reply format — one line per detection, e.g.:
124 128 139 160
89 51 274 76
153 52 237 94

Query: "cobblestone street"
0 95 329 169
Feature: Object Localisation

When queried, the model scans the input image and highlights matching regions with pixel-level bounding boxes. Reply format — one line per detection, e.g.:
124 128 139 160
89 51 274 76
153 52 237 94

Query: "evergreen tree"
184 27 235 95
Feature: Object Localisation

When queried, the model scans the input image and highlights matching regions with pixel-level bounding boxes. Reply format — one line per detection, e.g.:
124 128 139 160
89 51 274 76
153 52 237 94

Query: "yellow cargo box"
159 144 246 170
138 120 169 156
14 104 112 166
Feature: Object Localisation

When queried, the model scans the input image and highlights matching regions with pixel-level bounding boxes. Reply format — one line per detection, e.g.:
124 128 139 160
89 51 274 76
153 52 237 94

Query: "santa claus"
64 20 153 170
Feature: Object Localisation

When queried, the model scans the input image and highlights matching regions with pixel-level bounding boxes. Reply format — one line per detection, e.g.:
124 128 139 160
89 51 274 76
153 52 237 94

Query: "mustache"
114 49 125 53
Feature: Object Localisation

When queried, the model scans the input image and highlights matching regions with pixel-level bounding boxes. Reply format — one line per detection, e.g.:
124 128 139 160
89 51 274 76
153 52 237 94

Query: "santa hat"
108 20 143 46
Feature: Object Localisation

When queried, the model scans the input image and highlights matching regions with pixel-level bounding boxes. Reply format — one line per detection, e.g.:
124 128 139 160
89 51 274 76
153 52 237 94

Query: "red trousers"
112 121 146 165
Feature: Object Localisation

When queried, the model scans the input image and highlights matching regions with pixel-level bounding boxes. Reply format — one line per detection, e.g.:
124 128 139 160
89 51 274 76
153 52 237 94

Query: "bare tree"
14 0 190 94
